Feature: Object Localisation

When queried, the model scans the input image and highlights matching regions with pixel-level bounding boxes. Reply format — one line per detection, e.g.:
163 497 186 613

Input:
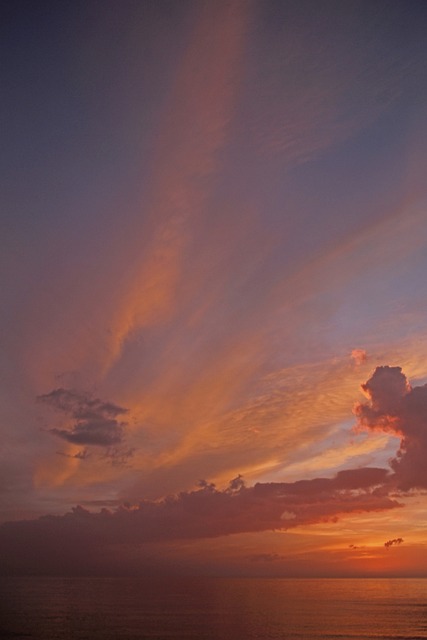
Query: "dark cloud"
227 474 245 492
355 366 427 489
0 468 400 575
384 537 403 549
356 366 409 425
38 388 129 448
50 422 123 446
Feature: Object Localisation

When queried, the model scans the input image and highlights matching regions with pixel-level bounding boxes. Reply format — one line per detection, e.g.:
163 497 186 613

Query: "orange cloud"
351 349 368 366
34 442 82 489
104 0 251 371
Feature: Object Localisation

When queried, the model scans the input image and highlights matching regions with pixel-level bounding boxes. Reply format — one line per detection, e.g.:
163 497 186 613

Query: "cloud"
358 366 409 421
281 511 296 521
384 538 403 549
0 467 400 574
38 388 129 448
103 0 251 370
351 349 368 366
355 366 427 489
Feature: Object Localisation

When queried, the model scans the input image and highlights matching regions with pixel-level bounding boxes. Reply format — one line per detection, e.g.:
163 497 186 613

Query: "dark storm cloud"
38 388 128 447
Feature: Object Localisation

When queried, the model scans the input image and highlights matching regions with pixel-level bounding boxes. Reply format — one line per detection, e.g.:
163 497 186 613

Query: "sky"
2 0 427 577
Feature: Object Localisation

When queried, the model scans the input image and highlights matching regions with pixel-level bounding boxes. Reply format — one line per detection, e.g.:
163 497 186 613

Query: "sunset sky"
2 0 427 577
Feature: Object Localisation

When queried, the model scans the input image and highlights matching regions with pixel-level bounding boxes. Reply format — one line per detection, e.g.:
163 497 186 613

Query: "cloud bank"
0 467 398 575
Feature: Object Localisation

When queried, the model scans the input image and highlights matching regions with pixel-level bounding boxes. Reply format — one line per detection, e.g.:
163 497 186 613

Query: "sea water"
1 577 427 639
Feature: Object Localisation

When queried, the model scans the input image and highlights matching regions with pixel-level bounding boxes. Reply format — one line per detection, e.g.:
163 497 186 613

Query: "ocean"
1 577 427 639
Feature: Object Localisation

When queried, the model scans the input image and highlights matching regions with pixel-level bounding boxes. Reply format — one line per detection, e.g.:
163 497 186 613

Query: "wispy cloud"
104 0 251 370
